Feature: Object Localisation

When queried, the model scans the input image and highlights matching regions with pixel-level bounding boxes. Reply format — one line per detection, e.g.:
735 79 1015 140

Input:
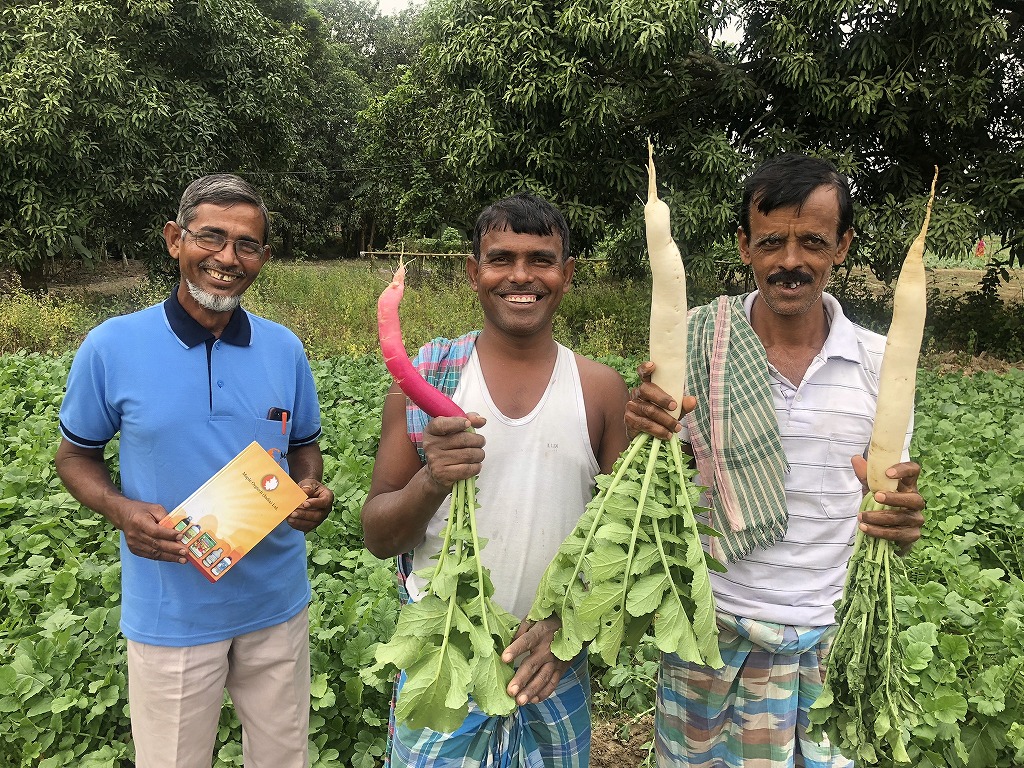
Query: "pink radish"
372 261 518 731
377 260 468 419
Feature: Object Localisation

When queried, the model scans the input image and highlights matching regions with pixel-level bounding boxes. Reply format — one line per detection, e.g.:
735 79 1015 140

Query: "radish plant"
808 169 939 764
370 262 518 733
528 143 724 668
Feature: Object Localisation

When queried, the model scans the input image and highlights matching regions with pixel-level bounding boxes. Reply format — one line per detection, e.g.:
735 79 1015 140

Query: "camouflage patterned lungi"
656 614 853 768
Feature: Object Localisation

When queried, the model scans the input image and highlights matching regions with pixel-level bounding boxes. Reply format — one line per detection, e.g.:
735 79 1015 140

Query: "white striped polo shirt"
694 291 912 627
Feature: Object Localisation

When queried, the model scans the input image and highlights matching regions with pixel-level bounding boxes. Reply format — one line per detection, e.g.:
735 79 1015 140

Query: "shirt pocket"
254 417 290 464
820 432 868 520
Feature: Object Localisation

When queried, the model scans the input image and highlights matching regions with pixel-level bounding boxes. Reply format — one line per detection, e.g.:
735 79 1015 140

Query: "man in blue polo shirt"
55 173 334 768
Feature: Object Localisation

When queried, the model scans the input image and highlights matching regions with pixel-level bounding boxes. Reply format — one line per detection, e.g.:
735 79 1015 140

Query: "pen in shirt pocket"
267 407 290 435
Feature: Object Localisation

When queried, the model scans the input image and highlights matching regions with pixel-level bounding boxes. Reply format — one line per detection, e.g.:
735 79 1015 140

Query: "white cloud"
376 0 424 14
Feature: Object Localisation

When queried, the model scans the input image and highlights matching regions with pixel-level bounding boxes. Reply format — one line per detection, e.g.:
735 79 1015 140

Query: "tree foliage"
401 0 750 259
314 0 422 90
370 0 1023 280
0 0 311 281
0 0 415 278
356 66 468 242
253 7 371 260
735 0 1024 281
1 0 1021 285
313 0 435 254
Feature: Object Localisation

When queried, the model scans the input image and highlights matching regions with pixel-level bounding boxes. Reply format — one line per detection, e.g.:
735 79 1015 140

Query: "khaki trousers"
127 609 310 768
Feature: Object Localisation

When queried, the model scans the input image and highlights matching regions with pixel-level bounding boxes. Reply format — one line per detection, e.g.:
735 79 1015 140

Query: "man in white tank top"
362 193 630 767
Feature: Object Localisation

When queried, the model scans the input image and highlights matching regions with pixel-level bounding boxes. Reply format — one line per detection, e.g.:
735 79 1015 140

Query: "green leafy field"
2 353 1022 766
0 352 397 767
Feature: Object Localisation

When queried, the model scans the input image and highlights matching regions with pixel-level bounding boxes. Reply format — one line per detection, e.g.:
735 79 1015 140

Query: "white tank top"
407 343 600 619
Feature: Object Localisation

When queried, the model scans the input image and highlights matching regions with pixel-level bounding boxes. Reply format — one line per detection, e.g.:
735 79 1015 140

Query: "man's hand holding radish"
421 414 487 493
851 456 925 553
624 360 696 441
502 617 570 706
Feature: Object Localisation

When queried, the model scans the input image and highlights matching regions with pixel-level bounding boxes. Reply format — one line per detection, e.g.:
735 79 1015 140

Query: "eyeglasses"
182 227 267 262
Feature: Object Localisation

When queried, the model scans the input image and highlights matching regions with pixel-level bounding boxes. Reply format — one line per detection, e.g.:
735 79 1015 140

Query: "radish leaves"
371 476 518 733
529 432 724 667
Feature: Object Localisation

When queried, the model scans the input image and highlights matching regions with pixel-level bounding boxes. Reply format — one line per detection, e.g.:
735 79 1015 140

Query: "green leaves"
396 637 473 732
528 432 723 668
370 477 518 732
808 497 921 765
6 350 1024 765
805 369 1024 767
0 352 402 766
0 0 384 274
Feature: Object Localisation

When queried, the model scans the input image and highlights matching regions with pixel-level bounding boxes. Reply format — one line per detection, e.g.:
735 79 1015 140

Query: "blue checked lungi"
388 654 591 768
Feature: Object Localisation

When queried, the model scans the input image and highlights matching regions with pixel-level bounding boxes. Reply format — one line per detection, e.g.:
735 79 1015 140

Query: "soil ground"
852 265 1024 304
45 257 151 296
592 714 655 768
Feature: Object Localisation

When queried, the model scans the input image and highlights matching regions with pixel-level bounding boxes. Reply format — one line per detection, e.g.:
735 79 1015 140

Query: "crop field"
2 352 1022 767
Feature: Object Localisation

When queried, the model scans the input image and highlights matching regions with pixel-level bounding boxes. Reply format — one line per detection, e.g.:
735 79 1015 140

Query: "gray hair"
176 174 271 243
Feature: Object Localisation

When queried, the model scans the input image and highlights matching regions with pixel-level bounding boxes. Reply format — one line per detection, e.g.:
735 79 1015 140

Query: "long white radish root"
866 168 939 492
645 138 688 418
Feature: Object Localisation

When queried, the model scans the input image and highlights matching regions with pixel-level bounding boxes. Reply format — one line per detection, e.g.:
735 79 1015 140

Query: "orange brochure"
158 441 308 582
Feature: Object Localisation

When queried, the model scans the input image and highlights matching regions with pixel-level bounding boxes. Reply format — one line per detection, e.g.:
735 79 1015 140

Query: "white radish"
645 138 688 419
811 169 940 764
526 140 722 670
866 167 939 493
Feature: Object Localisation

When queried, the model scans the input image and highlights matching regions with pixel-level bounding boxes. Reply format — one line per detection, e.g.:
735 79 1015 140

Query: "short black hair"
740 154 854 241
472 193 571 261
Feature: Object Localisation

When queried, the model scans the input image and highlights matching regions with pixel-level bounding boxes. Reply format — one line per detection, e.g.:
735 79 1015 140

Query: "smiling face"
467 227 574 339
164 202 269 328
739 185 854 320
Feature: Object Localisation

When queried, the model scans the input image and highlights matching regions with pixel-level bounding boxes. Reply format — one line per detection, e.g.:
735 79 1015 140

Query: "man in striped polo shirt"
628 154 927 768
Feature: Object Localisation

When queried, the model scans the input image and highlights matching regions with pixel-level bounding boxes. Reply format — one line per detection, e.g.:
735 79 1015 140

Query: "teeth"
506 295 537 304
785 282 800 289
206 268 240 282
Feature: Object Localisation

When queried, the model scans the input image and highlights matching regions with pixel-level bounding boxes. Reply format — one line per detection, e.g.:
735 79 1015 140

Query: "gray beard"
186 280 241 313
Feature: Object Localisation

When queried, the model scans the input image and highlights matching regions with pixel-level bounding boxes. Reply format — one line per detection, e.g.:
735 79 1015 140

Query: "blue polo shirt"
59 292 322 646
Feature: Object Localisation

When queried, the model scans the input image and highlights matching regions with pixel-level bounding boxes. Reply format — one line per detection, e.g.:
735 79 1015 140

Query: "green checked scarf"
682 295 789 563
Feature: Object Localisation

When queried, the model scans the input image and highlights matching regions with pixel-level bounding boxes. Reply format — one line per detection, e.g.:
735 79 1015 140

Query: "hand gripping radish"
809 168 939 765
370 260 518 732
527 142 723 669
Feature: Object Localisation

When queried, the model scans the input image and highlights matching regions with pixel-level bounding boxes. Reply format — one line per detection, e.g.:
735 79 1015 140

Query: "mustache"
767 269 814 285
497 283 546 294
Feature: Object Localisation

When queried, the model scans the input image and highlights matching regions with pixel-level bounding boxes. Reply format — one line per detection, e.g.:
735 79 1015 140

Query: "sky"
376 0 423 14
